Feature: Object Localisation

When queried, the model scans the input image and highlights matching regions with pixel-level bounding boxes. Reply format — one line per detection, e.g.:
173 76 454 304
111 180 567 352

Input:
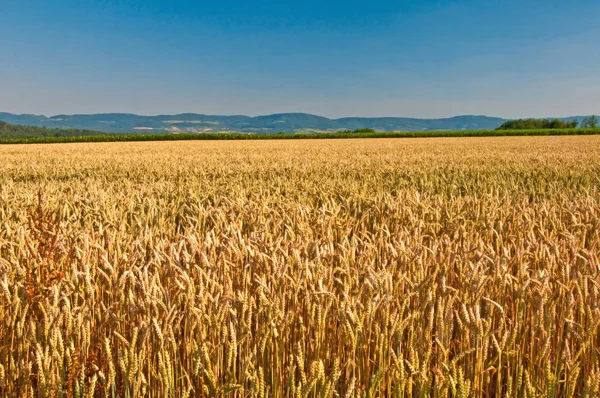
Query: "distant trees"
496 119 578 130
0 120 102 139
581 116 598 129
353 128 376 134
337 128 377 134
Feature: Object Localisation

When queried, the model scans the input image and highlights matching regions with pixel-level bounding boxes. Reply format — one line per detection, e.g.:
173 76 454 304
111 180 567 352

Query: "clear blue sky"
1 0 599 118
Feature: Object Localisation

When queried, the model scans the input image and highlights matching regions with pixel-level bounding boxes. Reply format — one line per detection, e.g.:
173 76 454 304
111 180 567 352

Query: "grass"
0 127 599 145
0 136 600 397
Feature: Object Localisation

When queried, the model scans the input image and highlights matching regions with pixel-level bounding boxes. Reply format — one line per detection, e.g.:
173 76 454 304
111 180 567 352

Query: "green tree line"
0 121 102 139
496 117 598 130
336 128 377 134
496 119 579 130
582 116 598 128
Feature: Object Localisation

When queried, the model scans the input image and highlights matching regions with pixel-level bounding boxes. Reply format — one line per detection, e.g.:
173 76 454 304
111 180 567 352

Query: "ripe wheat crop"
1 137 599 397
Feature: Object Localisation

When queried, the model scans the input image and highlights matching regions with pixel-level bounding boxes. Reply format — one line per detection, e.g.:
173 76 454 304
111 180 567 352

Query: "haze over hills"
0 112 506 134
0 112 595 134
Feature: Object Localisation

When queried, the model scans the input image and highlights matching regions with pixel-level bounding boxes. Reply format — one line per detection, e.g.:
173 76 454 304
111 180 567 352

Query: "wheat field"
1 137 599 397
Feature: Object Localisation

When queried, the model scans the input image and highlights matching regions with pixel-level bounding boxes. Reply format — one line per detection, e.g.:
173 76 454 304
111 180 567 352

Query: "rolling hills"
0 112 509 133
0 112 596 135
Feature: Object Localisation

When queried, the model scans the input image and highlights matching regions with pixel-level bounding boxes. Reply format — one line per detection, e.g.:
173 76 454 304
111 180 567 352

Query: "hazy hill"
0 112 595 134
0 112 508 133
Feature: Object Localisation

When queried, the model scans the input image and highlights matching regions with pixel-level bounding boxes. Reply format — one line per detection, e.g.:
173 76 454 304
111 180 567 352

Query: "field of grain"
1 137 599 397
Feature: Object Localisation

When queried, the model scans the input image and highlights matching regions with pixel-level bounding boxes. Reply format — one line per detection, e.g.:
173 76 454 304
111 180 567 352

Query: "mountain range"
0 112 592 134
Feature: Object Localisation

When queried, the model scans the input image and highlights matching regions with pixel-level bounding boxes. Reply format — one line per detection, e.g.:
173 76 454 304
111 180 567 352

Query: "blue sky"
1 0 599 118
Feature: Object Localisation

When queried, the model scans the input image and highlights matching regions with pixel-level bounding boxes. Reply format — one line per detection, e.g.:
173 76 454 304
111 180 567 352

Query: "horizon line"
1 110 596 121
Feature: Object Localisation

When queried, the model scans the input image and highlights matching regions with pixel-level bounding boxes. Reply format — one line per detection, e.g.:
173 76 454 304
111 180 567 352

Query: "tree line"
0 120 103 139
496 116 597 130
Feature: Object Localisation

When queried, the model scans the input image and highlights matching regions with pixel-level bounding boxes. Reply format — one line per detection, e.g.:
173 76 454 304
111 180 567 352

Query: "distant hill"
0 120 102 139
0 112 595 134
0 112 508 133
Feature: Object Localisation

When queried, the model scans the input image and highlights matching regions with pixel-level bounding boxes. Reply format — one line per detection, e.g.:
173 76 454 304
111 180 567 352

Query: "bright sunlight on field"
1 137 600 397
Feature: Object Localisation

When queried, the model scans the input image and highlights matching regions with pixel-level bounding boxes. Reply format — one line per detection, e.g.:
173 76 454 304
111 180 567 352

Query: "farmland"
1 136 600 397
1 127 600 145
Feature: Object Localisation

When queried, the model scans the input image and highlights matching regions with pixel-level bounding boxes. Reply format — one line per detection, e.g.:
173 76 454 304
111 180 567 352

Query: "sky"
1 0 599 118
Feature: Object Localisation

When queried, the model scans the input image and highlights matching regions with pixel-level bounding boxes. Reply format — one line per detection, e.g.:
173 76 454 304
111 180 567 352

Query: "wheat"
0 136 599 396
